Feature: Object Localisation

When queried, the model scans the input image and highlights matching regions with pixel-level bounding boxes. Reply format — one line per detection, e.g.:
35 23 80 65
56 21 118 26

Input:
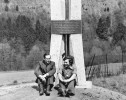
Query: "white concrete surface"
70 34 92 88
50 0 65 20
70 0 81 20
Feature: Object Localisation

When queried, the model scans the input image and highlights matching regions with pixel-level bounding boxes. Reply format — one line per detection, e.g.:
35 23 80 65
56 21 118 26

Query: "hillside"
0 0 126 70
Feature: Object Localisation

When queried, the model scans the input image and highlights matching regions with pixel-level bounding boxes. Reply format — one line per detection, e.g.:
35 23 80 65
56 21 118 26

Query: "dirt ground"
0 83 126 100
0 70 126 100
0 86 81 100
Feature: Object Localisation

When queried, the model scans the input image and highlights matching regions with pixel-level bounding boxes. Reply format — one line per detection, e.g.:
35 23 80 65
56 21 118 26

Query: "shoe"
45 85 51 96
38 84 44 96
45 91 50 96
54 84 60 90
39 90 44 96
65 89 70 97
49 84 53 91
58 88 66 97
65 93 70 97
66 89 75 96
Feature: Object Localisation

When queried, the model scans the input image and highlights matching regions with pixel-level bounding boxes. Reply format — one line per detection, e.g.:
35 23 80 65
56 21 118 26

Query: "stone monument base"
75 81 92 89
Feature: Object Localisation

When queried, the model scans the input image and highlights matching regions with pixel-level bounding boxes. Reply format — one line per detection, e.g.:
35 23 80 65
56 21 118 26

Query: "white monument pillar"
50 0 65 85
50 0 92 88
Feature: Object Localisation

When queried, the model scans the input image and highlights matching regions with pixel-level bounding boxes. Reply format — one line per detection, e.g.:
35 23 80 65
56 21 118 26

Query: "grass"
7 80 19 86
7 80 35 87
0 70 35 86
92 74 126 96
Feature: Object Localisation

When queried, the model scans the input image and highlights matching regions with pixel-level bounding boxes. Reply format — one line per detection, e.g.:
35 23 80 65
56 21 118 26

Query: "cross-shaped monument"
50 0 92 88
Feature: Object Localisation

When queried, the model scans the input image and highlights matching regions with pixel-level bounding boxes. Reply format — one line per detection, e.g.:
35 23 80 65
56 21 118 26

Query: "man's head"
43 53 51 64
63 55 74 66
63 58 70 68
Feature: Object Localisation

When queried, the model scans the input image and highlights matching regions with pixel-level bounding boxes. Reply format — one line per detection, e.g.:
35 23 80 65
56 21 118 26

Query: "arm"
34 63 46 81
58 73 64 82
44 62 56 77
64 64 77 82
64 74 76 82
57 65 64 82
34 63 41 77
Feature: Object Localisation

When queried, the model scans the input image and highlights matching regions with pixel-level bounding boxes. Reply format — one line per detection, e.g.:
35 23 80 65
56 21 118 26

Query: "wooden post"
122 50 124 74
105 54 108 77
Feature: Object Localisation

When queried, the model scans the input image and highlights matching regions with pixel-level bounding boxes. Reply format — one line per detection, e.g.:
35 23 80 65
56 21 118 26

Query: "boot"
66 89 75 96
54 84 60 90
50 84 53 91
58 88 66 97
45 85 50 96
38 84 44 96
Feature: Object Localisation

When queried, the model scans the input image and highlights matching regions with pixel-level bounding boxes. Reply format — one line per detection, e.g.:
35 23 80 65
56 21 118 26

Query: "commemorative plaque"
51 20 81 34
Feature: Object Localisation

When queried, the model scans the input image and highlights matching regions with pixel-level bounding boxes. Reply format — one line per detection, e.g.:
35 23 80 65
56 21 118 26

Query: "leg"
54 84 60 91
54 73 60 90
54 76 60 90
37 78 45 96
50 84 54 91
45 78 51 96
58 81 66 96
50 76 55 91
67 80 75 96
45 76 55 96
45 84 50 96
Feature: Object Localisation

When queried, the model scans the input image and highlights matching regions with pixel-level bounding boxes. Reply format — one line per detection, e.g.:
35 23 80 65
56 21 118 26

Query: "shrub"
4 0 9 3
16 5 19 11
96 16 111 41
5 5 9 12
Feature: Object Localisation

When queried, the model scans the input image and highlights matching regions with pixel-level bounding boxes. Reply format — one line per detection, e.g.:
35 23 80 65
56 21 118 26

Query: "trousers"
59 80 76 94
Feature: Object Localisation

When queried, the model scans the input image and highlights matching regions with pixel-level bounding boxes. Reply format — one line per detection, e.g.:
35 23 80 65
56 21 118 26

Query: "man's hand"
43 73 49 78
39 75 46 81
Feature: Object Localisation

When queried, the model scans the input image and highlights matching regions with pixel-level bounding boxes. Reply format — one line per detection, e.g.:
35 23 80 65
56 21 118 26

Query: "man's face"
64 59 69 68
44 55 51 64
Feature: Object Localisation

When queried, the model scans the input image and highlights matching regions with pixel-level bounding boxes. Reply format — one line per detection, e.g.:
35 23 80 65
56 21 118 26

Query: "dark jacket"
34 60 56 85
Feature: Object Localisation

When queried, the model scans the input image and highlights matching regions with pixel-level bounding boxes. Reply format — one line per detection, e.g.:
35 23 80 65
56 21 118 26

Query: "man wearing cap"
34 53 56 96
57 56 77 97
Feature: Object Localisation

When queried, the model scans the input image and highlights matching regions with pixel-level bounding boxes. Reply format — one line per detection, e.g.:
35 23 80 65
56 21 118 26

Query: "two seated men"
34 53 77 97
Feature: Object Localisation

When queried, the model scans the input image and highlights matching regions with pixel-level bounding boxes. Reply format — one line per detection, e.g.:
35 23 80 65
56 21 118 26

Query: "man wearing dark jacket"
34 54 56 96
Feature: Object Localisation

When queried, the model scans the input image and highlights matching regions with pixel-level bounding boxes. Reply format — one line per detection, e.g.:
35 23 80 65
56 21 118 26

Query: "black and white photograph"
0 0 126 100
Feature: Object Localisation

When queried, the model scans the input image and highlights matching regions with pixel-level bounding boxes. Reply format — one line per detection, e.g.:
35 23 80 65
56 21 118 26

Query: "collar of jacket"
43 60 51 65
63 65 73 70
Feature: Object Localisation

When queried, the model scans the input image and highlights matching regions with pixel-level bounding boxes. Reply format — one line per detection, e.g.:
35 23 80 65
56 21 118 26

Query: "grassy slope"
92 74 126 96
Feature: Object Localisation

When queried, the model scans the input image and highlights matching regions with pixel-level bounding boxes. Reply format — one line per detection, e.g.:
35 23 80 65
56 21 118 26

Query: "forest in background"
0 14 51 71
0 0 126 71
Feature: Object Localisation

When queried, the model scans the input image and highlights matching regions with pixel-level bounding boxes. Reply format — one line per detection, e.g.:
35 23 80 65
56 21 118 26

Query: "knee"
37 78 46 85
68 81 75 88
47 77 54 85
